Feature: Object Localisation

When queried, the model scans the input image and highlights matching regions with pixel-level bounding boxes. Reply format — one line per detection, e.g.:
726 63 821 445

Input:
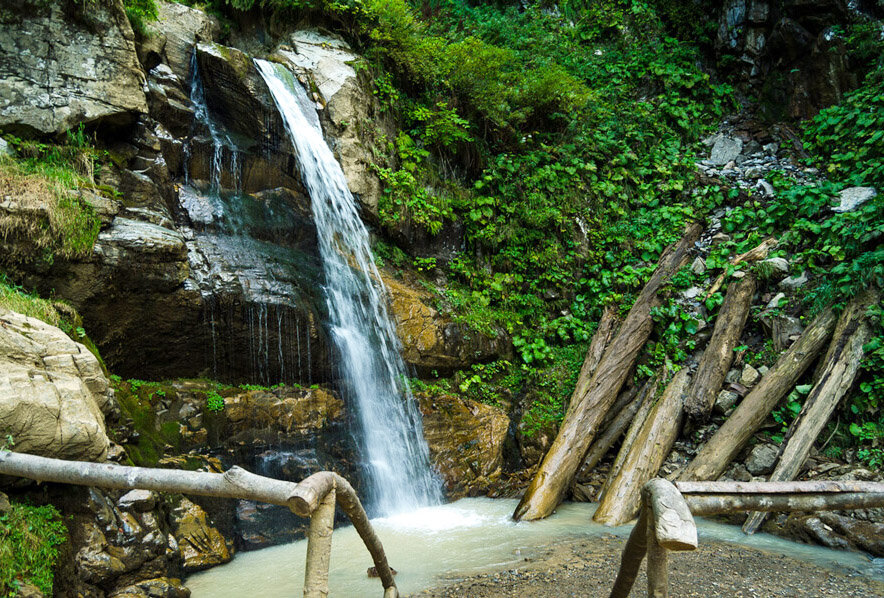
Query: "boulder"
818 512 884 556
274 31 385 214
745 442 779 475
709 135 744 166
833 186 876 213
0 308 112 462
155 0 220 79
779 270 809 290
418 392 509 498
385 275 508 374
169 497 231 572
0 0 147 136
222 387 344 444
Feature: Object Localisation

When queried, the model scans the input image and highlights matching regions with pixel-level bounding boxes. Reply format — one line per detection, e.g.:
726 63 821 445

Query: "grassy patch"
0 502 67 596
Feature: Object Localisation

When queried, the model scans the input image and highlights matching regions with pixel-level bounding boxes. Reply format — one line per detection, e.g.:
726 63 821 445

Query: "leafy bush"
0 502 67 596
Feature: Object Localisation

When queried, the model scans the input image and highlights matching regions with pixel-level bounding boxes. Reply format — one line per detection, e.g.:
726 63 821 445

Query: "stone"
0 491 10 514
764 313 804 351
386 275 507 374
833 186 876 213
779 271 809 290
714 389 740 414
763 142 779 155
106 577 190 598
12 583 43 598
0 0 147 136
118 490 157 513
767 292 787 310
745 442 779 475
170 497 232 572
419 392 509 498
758 365 769 377
756 179 775 197
690 256 707 276
725 368 742 384
0 309 112 462
709 135 744 166
740 364 761 387
818 512 884 557
711 232 731 245
0 137 14 157
222 387 344 443
762 257 790 276
682 286 703 300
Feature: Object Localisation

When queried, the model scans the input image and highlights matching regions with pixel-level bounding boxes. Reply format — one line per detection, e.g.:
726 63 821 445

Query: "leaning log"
596 374 662 501
704 237 777 300
594 367 691 526
574 304 621 398
514 222 703 521
683 274 756 422
742 291 877 534
679 306 837 482
578 382 647 477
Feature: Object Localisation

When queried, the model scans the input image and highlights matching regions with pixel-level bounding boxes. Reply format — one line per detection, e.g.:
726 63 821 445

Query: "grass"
0 502 67 596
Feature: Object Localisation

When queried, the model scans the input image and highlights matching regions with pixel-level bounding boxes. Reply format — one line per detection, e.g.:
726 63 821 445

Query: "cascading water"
255 59 443 515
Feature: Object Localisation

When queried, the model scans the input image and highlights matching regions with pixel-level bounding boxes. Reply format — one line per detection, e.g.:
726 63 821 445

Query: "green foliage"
0 502 67 596
770 384 812 443
206 390 225 412
112 379 183 466
124 0 159 36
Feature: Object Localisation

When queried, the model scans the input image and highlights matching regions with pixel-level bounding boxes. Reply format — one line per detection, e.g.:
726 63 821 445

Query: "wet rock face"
169 497 231 573
0 309 113 463
712 0 861 118
385 275 510 374
419 392 509 498
0 0 147 136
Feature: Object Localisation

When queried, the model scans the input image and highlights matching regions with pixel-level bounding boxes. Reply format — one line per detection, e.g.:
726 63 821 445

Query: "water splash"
255 59 443 515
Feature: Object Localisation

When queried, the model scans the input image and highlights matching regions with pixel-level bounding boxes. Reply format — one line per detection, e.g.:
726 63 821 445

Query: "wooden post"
607 507 649 598
646 511 669 598
304 488 336 598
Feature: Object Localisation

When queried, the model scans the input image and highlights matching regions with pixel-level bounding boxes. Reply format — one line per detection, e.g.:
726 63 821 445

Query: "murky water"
186 498 882 597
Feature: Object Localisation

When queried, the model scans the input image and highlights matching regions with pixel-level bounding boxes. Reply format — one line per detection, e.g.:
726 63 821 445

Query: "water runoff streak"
255 59 443 515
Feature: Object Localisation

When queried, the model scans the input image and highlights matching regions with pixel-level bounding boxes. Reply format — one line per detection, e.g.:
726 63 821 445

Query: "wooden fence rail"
609 478 884 598
0 451 398 598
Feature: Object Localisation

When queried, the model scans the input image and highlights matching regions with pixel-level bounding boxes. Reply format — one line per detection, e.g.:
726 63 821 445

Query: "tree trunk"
596 374 661 501
742 290 877 534
679 306 837 482
683 274 756 422
513 222 703 521
594 367 691 526
574 304 620 397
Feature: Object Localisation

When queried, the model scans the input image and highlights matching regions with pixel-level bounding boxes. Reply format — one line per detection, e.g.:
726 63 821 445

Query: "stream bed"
187 498 883 596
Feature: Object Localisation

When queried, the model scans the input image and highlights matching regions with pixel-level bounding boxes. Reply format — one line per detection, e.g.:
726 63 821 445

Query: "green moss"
0 502 67 596
112 379 183 466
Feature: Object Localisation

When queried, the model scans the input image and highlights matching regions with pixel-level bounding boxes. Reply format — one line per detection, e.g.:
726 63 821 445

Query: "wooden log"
600 384 640 431
676 480 884 494
679 306 838 482
579 381 649 478
644 479 697 551
594 367 691 526
683 274 756 422
304 488 335 598
607 506 648 598
646 508 669 598
742 291 877 534
0 451 399 597
704 237 777 300
685 492 884 515
513 222 703 521
597 374 662 501
574 304 621 400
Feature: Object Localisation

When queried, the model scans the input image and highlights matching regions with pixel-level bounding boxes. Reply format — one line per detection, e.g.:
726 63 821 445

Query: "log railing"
609 478 884 598
0 451 398 598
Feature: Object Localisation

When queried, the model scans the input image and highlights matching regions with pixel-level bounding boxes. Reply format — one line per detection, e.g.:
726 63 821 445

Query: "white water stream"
254 60 443 515
187 498 883 597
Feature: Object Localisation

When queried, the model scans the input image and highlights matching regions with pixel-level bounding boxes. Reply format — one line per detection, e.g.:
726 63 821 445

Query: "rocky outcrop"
154 0 221 78
419 392 509 498
0 309 113 462
385 275 508 374
0 0 147 136
169 497 231 573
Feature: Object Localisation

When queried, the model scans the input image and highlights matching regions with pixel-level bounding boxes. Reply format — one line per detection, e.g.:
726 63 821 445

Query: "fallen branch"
513 222 703 522
704 237 777 300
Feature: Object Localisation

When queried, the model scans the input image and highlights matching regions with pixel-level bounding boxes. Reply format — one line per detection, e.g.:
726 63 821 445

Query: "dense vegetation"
0 502 67 596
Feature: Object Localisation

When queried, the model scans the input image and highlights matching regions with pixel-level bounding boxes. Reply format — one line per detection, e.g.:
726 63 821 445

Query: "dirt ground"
407 536 884 598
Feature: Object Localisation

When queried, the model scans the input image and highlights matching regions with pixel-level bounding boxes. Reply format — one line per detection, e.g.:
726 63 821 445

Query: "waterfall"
255 59 443 515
